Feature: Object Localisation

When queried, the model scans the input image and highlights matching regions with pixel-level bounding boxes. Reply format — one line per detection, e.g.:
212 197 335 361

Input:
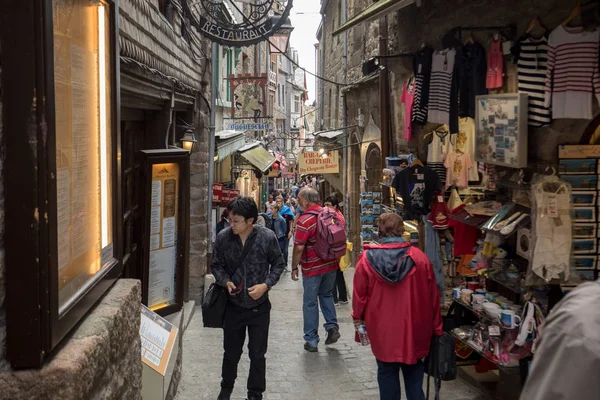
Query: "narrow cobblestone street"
175 266 487 400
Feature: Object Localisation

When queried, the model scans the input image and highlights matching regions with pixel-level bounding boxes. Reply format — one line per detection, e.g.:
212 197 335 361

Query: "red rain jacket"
352 240 443 364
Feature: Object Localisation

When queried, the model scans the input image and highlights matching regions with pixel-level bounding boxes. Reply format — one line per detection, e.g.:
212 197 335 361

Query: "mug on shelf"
461 289 473 304
500 309 521 329
472 294 486 305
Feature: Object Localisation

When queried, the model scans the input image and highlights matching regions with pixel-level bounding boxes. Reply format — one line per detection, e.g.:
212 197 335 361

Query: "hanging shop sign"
298 151 340 174
185 1 294 47
225 117 274 132
229 74 268 120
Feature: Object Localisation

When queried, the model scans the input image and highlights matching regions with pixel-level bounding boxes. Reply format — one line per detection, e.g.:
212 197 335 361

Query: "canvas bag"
306 208 347 261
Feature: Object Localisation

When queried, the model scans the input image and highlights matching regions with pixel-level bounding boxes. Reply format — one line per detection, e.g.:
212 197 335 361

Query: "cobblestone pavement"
175 267 486 400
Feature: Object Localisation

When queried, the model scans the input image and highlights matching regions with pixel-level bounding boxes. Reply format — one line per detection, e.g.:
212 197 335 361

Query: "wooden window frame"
0 0 122 369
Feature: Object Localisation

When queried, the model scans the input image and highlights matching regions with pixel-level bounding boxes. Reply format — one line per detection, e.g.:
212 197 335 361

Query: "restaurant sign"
298 151 340 174
186 1 294 47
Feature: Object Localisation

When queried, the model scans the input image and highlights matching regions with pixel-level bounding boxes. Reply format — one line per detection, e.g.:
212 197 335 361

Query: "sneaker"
304 342 318 352
217 389 232 400
339 300 349 305
325 327 341 345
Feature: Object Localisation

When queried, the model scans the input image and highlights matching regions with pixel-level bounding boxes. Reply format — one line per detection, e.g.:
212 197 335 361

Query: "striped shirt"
545 25 600 120
515 36 552 126
294 205 339 277
412 47 433 125
428 49 456 125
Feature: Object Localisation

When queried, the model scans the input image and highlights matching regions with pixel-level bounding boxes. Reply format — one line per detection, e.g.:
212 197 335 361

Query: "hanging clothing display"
401 77 416 141
428 192 449 230
423 214 445 304
448 204 478 256
457 41 488 118
428 49 457 127
426 126 449 187
530 176 572 282
545 25 600 120
457 117 480 181
444 150 473 189
412 46 434 125
486 36 504 89
392 165 441 220
511 35 552 126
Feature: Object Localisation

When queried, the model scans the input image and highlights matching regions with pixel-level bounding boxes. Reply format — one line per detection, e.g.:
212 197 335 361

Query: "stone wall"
388 0 596 161
0 280 142 400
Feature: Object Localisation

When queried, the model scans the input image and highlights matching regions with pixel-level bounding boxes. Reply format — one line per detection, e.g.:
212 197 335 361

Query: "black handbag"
202 283 228 328
425 332 457 400
201 234 257 328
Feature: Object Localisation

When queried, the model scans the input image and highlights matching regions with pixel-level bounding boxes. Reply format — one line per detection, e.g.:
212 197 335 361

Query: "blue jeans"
302 270 338 346
376 359 425 400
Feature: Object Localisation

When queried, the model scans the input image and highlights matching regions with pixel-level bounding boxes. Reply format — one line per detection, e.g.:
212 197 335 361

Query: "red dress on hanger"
486 36 504 89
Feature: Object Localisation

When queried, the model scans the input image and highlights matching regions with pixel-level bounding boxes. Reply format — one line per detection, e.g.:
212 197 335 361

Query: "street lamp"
181 128 197 153
269 16 294 54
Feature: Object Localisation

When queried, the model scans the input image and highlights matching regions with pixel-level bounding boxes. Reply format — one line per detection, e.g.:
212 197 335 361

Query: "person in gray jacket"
519 280 600 400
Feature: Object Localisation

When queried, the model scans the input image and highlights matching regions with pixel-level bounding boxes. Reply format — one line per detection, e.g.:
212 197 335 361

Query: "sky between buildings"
289 0 321 104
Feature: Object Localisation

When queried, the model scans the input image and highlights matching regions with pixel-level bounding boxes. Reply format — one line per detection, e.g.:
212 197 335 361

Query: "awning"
238 143 276 173
333 0 417 36
216 130 246 160
315 130 345 139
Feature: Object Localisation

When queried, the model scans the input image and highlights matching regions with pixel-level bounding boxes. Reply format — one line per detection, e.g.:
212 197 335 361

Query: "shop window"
2 0 122 368
158 0 174 24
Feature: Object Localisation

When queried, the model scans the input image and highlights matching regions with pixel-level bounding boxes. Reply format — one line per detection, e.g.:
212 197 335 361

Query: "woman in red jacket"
352 213 443 400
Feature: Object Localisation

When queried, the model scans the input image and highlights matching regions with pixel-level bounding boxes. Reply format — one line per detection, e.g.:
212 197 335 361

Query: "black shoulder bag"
202 234 257 328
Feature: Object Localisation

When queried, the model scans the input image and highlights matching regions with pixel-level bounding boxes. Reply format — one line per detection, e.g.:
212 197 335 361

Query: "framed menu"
140 150 190 316
475 93 529 168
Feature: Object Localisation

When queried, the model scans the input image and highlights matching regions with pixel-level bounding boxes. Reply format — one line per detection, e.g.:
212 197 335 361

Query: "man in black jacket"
211 196 286 400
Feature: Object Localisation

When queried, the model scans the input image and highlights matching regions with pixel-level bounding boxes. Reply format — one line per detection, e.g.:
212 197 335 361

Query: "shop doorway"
121 115 147 279
365 143 382 191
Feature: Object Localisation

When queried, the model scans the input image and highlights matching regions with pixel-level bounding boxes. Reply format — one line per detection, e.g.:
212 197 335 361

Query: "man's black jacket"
211 225 286 308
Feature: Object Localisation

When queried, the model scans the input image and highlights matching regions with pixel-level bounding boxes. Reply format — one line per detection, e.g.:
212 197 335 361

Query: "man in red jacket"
352 213 443 400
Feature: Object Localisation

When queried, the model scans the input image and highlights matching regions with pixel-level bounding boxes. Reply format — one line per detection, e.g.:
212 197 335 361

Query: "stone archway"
365 143 382 191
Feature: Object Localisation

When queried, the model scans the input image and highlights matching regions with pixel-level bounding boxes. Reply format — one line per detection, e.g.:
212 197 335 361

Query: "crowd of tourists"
208 184 443 400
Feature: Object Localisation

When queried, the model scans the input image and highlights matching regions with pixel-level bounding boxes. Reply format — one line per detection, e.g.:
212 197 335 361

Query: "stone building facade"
0 0 211 397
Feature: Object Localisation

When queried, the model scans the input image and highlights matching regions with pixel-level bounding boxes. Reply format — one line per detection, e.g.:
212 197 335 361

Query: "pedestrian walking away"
352 213 443 400
275 195 295 270
269 204 288 256
210 197 286 400
291 187 340 352
323 194 349 305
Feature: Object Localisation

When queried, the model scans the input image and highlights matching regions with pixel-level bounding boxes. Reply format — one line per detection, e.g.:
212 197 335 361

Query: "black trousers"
221 299 271 398
332 269 348 303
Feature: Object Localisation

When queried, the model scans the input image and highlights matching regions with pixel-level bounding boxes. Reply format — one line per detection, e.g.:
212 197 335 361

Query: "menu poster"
140 305 178 375
53 3 114 309
148 163 180 309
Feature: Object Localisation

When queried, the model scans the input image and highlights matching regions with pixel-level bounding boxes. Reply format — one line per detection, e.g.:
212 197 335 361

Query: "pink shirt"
401 79 415 141
444 151 472 189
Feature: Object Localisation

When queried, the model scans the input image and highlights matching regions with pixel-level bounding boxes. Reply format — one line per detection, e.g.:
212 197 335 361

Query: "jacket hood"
365 241 415 283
